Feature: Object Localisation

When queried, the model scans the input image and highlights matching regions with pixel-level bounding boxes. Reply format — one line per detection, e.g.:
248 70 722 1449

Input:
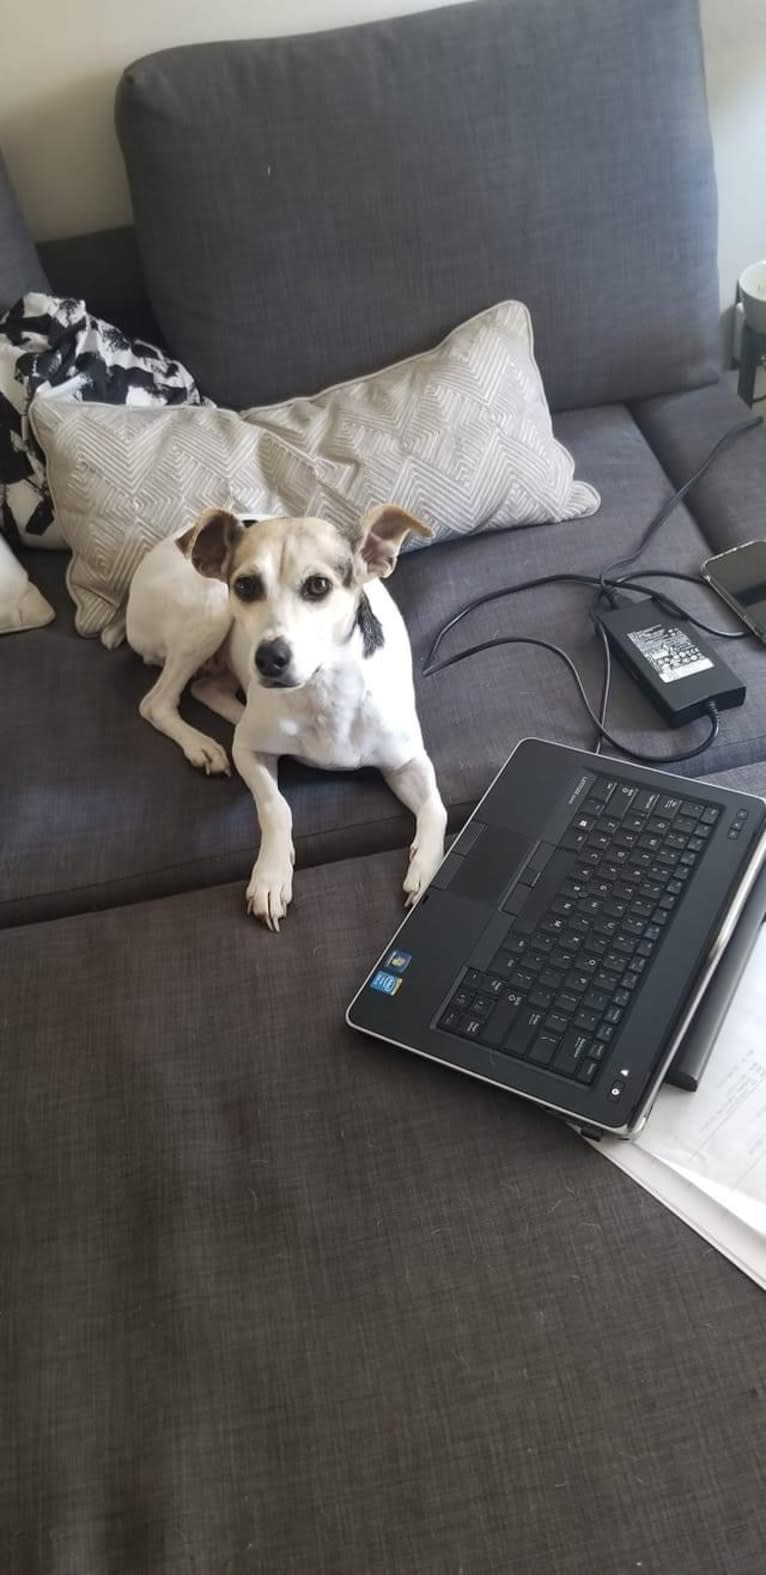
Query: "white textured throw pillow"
0 535 54 633
32 300 599 641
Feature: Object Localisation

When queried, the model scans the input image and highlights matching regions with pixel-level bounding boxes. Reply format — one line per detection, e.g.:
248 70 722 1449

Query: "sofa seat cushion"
1 851 764 1573
6 400 766 927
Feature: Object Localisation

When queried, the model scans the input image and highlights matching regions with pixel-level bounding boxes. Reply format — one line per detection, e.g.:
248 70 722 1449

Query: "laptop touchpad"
449 827 533 905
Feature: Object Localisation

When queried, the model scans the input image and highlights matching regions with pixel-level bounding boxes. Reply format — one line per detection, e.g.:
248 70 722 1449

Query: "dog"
126 504 447 928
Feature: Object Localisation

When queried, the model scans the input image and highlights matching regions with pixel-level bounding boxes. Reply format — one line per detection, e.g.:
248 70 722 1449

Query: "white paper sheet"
589 926 766 1289
591 1140 766 1291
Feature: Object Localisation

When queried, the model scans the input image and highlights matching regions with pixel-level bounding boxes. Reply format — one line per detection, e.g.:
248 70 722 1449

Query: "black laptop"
347 739 766 1137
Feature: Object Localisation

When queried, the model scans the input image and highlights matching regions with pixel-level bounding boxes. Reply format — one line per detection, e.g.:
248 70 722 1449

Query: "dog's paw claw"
403 843 443 907
184 736 230 776
246 857 294 929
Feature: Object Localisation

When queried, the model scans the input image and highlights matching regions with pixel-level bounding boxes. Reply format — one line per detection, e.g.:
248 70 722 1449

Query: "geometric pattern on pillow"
242 300 600 534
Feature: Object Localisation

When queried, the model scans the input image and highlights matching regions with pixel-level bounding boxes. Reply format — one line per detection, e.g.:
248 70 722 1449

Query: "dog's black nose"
255 637 292 680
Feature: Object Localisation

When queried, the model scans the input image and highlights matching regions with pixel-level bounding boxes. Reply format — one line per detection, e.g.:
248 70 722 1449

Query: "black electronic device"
347 740 766 1138
702 540 766 647
594 601 745 726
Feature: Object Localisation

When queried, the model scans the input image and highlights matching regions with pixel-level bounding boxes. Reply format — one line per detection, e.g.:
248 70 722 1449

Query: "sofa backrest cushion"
116 0 720 411
0 151 49 312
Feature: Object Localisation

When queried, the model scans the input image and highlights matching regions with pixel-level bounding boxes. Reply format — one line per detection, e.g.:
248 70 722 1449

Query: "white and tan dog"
126 505 447 928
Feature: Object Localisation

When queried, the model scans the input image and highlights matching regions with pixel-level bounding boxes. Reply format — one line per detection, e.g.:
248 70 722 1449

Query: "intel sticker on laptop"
386 950 412 974
370 970 403 996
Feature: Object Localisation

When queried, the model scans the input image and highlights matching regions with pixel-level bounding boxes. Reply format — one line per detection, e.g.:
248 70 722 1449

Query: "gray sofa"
3 1 766 1570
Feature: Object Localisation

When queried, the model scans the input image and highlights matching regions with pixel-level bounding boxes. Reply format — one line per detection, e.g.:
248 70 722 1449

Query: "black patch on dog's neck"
355 592 384 658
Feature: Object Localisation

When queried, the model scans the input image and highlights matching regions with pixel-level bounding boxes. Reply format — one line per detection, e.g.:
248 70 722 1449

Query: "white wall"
2 0 766 319
700 0 766 312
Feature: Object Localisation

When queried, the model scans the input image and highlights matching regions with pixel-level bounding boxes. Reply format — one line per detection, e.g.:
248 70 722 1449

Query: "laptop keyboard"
437 776 728 1092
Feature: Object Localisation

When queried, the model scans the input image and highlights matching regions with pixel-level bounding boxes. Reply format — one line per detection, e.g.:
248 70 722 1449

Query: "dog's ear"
177 508 243 581
356 504 432 580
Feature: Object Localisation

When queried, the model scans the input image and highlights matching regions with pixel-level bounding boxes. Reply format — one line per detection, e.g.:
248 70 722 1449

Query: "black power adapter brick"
594 600 746 725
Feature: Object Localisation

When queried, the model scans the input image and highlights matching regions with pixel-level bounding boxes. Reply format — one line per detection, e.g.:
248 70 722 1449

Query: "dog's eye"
302 575 332 602
233 573 264 603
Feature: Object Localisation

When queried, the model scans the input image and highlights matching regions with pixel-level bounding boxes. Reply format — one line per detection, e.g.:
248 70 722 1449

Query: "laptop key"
566 971 591 993
622 812 645 833
512 969 535 991
577 1057 600 1085
560 828 587 852
506 1007 545 1058
544 1012 569 1036
540 968 565 990
610 783 636 816
553 1029 591 1075
529 988 553 1010
453 988 474 1010
505 936 527 956
574 1009 599 1033
482 989 524 1047
583 988 608 1012
470 995 494 1021
464 968 486 990
528 1033 558 1066
632 789 658 814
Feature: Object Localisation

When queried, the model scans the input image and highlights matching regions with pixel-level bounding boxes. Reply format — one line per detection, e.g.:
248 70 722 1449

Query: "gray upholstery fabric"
116 0 720 410
633 378 766 553
7 400 766 927
1 855 764 1574
37 226 160 344
0 150 49 311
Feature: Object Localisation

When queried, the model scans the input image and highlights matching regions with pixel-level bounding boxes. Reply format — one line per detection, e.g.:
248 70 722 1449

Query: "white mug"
739 260 766 335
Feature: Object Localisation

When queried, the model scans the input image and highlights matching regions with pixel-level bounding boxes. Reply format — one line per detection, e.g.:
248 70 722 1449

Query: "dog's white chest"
237 645 419 774
246 668 377 769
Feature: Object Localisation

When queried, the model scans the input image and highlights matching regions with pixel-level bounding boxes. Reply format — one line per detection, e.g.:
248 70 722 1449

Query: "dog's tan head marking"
182 503 430 687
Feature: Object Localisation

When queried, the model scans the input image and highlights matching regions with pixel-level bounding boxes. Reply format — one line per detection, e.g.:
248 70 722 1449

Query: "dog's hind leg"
139 648 231 775
383 751 447 907
190 671 245 727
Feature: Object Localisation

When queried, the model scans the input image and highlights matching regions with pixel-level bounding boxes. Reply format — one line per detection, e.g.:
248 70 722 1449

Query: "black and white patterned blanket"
0 293 209 547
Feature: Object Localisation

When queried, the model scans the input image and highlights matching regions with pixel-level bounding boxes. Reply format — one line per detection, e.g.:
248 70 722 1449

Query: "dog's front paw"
403 838 443 908
183 732 231 776
246 850 294 931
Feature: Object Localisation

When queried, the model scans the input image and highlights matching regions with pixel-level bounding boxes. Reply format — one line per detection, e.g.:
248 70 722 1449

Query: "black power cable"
423 414 762 766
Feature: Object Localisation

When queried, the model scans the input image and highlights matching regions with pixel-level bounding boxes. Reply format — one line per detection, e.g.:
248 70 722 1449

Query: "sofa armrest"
632 380 766 554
